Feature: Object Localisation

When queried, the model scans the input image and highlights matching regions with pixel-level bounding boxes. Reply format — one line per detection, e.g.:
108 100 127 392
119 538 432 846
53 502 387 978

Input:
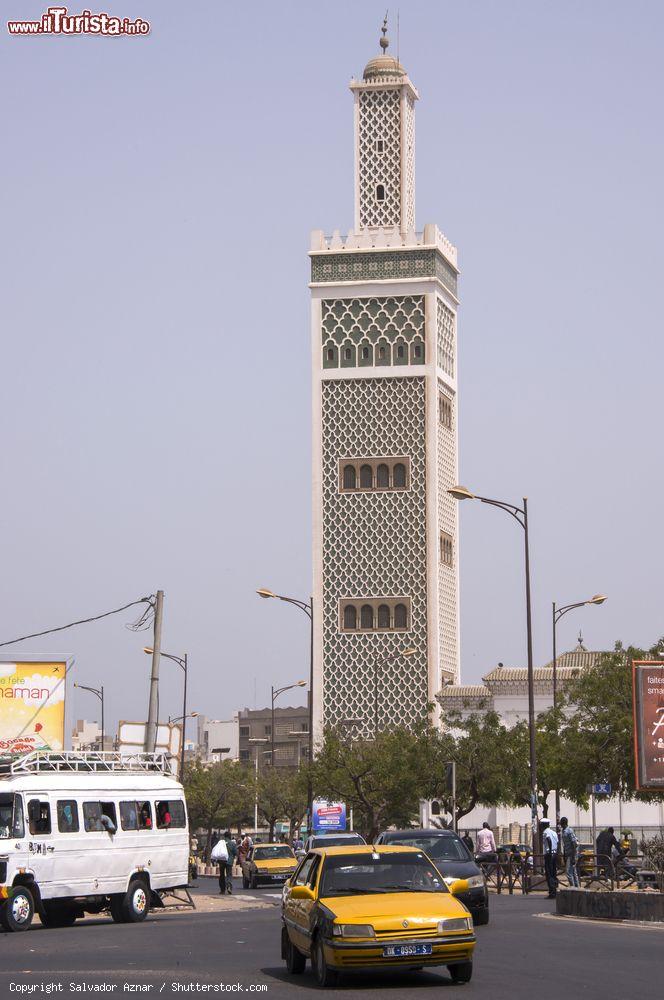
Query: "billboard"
312 799 346 832
633 660 664 791
0 658 69 755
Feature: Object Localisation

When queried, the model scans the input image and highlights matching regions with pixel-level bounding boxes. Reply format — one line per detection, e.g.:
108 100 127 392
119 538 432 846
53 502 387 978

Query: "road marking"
535 912 664 932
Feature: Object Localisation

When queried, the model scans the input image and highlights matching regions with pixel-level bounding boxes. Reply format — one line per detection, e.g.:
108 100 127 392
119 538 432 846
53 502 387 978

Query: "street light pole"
448 485 538 846
256 589 313 826
551 594 607 827
270 680 307 767
74 683 104 750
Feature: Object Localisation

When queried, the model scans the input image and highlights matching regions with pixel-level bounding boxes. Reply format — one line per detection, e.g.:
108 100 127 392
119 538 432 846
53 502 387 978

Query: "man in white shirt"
476 823 497 862
541 819 559 898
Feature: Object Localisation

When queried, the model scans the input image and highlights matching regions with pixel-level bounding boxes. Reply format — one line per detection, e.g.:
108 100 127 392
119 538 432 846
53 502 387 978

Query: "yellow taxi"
281 845 476 986
241 843 298 889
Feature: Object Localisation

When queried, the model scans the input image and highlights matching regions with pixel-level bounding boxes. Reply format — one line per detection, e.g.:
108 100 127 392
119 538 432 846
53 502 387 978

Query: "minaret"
310 23 460 741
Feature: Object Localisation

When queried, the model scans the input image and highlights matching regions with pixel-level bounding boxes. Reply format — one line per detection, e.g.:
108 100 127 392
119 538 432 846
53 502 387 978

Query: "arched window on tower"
376 184 385 202
360 604 374 630
394 603 408 629
343 604 357 630
377 604 390 629
342 465 356 490
359 465 373 489
376 463 389 489
393 463 407 488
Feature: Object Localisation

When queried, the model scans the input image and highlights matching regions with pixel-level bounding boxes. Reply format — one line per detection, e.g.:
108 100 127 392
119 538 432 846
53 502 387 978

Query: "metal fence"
476 853 662 894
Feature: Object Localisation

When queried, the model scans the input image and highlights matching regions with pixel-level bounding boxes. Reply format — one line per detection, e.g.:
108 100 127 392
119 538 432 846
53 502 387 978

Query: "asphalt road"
1 884 662 999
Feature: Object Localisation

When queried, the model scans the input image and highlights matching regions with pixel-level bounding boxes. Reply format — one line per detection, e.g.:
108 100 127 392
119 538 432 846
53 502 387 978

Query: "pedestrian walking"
461 832 474 855
541 819 559 898
223 830 237 894
210 835 229 894
560 816 579 887
475 823 496 861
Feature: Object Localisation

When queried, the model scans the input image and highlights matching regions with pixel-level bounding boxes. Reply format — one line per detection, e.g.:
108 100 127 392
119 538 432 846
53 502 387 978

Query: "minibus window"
159 800 185 828
0 795 12 839
138 802 153 829
156 801 172 829
100 802 117 833
83 802 103 832
57 800 80 833
28 799 51 835
13 795 25 838
120 801 138 831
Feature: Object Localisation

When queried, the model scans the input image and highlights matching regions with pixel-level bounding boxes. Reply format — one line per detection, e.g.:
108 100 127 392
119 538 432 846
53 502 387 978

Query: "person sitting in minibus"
157 802 172 828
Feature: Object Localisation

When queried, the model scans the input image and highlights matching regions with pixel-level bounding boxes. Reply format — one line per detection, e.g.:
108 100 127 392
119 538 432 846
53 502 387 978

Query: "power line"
0 595 155 649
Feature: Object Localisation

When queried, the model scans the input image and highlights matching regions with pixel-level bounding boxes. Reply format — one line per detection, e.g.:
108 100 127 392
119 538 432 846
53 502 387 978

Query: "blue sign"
592 783 612 795
312 799 346 832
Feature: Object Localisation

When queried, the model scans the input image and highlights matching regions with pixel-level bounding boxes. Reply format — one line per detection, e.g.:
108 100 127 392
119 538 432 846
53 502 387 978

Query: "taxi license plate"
271 875 285 880
383 944 432 958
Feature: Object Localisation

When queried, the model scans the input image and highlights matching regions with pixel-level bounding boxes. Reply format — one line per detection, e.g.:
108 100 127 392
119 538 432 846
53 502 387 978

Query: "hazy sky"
1 1 662 740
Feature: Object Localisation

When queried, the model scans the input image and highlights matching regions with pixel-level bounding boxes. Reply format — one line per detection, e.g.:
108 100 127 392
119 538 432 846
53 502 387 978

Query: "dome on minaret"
363 15 407 80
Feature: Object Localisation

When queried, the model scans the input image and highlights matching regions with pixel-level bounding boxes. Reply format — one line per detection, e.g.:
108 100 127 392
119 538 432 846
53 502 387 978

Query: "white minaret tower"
311 21 460 741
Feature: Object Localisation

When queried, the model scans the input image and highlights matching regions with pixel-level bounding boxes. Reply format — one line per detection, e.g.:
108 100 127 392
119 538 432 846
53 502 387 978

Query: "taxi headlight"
438 917 472 933
466 875 485 889
332 924 376 938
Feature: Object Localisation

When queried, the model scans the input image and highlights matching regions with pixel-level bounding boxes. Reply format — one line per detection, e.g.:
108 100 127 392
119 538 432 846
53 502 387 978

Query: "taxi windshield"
0 795 13 839
254 846 294 860
320 852 448 896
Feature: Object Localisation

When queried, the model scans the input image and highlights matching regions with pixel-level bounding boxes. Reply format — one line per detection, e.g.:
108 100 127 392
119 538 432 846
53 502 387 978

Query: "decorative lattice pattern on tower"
437 381 458 680
311 249 458 297
358 90 401 229
322 295 425 368
404 93 416 231
321 377 428 736
437 297 455 377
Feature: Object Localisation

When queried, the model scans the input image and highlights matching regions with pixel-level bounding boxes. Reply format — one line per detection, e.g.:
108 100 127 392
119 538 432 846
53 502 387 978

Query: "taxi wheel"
1 887 35 932
448 961 473 984
285 935 306 975
312 935 338 988
473 907 489 925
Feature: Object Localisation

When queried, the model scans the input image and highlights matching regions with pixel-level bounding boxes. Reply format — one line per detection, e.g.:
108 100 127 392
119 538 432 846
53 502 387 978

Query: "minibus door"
26 798 55 887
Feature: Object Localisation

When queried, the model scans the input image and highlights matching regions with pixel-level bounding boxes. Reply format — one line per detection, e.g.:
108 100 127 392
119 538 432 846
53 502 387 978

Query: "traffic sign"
592 782 612 795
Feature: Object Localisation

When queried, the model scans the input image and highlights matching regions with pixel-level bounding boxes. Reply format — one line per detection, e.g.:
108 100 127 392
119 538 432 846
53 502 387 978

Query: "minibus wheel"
2 887 35 932
40 903 77 928
109 895 126 923
122 880 150 923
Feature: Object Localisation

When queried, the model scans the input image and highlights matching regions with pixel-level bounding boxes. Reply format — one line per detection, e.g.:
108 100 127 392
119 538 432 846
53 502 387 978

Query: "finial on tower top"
380 12 389 51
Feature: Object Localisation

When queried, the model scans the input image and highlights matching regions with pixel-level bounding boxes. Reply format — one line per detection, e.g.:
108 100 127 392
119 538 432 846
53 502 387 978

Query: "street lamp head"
588 594 608 605
143 647 153 655
402 648 417 658
447 485 476 501
296 680 307 687
256 588 277 599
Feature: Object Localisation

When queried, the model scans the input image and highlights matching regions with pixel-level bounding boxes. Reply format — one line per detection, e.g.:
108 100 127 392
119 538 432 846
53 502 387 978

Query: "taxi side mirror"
289 885 315 901
449 878 469 895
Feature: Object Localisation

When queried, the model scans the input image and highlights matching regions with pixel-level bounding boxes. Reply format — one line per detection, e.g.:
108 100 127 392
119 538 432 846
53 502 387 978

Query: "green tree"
426 710 530 826
311 727 428 840
184 759 254 855
256 766 309 841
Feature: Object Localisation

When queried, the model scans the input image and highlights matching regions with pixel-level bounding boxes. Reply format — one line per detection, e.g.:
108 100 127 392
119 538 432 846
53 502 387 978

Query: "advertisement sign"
312 799 346 832
633 660 664 791
0 658 69 754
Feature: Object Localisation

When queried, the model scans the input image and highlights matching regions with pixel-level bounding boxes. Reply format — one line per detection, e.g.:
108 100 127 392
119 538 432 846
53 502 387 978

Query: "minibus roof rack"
0 750 173 776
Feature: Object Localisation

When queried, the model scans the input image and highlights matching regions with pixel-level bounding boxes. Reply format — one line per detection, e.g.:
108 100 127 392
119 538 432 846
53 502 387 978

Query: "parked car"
298 831 366 858
497 843 529 861
374 828 489 925
241 843 298 889
281 844 475 986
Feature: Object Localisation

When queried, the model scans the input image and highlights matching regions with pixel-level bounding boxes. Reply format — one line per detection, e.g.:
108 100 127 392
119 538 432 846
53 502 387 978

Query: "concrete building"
71 719 113 752
311 25 460 741
439 641 664 839
196 714 238 763
238 705 310 770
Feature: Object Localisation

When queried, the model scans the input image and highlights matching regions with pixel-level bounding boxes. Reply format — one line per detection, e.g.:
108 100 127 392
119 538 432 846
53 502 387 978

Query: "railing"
0 750 171 775
477 852 626 894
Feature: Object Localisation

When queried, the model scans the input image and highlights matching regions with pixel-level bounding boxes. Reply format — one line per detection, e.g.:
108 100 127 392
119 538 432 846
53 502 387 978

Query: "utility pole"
144 590 163 753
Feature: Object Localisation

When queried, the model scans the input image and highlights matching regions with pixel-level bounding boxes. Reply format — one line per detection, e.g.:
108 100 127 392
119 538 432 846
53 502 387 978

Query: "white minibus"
0 750 189 931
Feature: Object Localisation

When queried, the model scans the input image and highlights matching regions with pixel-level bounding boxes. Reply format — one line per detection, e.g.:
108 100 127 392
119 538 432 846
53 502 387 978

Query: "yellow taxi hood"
254 857 296 869
320 891 468 923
